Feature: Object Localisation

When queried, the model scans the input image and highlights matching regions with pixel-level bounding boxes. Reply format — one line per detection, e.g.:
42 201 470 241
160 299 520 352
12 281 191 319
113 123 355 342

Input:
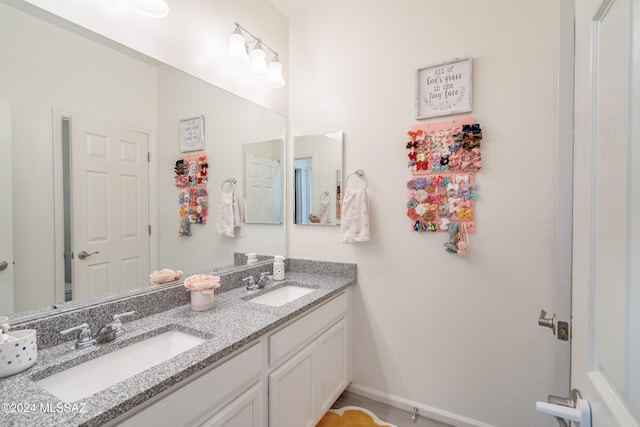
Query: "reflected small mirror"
243 139 284 224
293 131 343 225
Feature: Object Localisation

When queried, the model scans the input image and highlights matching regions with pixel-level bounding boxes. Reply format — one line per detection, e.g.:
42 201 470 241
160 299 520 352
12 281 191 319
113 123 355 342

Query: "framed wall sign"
416 56 472 120
179 116 205 152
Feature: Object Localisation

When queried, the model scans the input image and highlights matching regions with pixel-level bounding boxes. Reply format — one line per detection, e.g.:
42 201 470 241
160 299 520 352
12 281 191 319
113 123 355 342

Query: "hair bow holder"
405 117 484 255
175 153 209 236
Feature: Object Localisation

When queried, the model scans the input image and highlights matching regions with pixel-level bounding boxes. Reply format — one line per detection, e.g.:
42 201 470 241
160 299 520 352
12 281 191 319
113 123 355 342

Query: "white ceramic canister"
191 290 214 311
273 255 285 281
0 329 37 378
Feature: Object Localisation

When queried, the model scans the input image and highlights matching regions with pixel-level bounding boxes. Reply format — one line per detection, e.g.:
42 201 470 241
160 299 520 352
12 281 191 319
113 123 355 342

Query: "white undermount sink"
36 329 205 402
248 285 314 307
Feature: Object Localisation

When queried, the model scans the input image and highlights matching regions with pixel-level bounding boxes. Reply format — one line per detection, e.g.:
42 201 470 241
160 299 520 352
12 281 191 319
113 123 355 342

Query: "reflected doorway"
54 112 151 304
294 157 313 225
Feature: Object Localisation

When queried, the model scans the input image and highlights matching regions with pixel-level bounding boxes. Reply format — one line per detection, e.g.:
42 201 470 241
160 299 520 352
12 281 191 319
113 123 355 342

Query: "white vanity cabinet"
267 290 351 427
114 288 351 427
115 343 264 427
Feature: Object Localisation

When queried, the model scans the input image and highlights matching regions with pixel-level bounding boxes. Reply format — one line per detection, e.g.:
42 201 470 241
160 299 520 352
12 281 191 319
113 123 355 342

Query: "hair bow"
456 174 469 183
457 207 473 219
446 183 459 197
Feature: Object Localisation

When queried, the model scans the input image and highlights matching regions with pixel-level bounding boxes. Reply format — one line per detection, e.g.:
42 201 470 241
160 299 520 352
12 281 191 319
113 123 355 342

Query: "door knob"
77 251 100 260
0 260 7 271
538 309 556 335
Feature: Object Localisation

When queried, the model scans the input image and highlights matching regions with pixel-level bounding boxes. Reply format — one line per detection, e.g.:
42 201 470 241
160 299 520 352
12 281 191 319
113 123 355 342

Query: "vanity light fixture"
227 22 285 88
132 0 169 18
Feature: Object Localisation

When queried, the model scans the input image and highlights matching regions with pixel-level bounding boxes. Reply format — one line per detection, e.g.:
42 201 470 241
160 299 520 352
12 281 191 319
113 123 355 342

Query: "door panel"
245 155 281 223
572 0 640 425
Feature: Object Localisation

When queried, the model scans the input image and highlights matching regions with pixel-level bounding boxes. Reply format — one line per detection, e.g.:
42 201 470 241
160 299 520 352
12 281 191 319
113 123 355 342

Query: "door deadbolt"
538 310 569 341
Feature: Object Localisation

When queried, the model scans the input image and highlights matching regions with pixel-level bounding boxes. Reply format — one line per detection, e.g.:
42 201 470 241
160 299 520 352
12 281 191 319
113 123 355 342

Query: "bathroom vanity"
0 260 355 427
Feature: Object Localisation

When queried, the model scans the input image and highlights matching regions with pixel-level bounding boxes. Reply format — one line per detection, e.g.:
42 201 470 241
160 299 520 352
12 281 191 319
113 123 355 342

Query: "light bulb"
249 42 268 78
266 57 285 88
228 29 249 64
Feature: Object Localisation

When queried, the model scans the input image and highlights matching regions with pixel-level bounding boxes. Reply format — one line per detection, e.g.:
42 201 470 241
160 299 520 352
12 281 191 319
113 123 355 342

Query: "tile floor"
330 390 454 427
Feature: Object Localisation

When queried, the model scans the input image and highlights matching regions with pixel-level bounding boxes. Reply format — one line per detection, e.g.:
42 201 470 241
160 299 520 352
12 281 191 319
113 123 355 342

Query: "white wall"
288 1 560 426
20 0 289 116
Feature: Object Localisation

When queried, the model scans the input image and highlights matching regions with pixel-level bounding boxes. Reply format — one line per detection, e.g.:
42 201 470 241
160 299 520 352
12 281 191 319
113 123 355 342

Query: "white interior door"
245 155 281 223
70 114 150 299
572 0 640 425
0 100 13 314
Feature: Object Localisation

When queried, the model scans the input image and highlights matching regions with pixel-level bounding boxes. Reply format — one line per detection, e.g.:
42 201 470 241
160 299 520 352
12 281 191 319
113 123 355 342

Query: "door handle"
77 251 100 260
538 309 556 334
536 389 591 427
0 260 7 271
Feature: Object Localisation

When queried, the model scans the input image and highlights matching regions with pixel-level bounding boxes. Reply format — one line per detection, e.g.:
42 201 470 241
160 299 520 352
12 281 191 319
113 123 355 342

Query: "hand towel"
215 192 241 237
340 187 370 243
319 198 330 224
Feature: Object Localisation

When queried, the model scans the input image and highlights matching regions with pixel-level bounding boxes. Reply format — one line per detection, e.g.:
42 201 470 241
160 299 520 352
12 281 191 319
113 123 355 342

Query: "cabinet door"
201 383 264 427
269 344 316 427
317 318 349 414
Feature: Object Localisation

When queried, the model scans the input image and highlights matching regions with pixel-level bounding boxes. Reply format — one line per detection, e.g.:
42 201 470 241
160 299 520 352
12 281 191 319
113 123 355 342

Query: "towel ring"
221 178 236 193
346 170 367 189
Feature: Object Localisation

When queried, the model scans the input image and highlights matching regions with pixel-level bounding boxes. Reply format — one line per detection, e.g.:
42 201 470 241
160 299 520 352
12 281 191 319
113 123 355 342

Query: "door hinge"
148 225 151 235
147 152 151 162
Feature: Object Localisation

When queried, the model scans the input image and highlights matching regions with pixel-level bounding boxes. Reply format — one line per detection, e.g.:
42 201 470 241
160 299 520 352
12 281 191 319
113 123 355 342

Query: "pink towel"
340 187 370 243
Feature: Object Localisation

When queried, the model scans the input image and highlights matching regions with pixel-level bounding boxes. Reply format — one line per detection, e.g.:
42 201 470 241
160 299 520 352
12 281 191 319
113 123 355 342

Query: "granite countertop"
0 262 356 427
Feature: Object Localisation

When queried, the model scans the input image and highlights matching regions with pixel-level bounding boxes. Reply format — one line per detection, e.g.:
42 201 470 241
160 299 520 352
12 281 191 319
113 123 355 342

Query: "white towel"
340 187 370 243
319 198 330 224
215 192 242 237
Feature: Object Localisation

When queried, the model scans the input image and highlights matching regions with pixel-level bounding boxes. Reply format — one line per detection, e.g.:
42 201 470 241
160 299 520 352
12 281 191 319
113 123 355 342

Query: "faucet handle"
60 323 93 345
243 276 257 290
111 311 136 337
113 311 136 322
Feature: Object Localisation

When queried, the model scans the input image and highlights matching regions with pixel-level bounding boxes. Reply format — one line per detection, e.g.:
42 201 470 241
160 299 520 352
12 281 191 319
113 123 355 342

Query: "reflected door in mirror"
67 113 150 300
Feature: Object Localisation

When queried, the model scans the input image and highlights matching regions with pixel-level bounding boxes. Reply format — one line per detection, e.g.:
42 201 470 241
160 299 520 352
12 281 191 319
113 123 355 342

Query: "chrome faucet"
242 272 271 290
61 311 136 349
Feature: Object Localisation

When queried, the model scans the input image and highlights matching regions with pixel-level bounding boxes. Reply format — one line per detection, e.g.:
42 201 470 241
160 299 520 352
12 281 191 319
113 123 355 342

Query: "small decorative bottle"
246 253 257 265
273 255 285 281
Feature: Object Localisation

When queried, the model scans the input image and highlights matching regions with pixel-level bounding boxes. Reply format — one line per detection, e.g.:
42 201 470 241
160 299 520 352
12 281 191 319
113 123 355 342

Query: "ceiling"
269 0 325 16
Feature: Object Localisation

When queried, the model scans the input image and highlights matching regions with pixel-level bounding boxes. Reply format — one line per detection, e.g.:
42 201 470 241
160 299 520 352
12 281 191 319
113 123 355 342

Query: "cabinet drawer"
117 343 263 426
269 292 347 367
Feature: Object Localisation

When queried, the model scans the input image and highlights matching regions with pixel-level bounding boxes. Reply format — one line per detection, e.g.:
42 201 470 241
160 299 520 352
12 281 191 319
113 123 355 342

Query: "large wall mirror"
0 1 286 319
293 131 343 225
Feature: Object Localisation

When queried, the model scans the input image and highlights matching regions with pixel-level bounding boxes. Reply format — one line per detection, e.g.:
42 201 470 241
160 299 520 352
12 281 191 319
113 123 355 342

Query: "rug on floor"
316 405 397 427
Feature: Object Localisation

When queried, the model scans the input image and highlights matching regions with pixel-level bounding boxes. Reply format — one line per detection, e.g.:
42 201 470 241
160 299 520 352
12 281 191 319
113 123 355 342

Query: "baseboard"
346 383 496 427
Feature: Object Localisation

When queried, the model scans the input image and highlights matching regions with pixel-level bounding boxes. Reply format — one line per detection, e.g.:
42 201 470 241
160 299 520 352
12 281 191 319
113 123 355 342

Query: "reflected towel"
215 192 242 237
340 187 370 243
319 198 330 224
